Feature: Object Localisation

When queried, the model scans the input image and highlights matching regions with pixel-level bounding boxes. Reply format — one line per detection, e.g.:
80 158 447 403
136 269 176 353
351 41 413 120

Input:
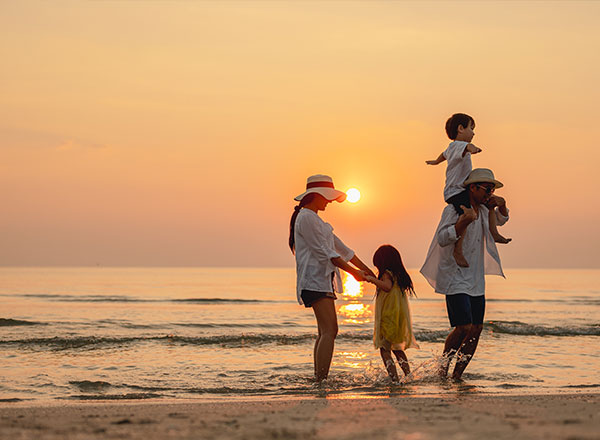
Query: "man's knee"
455 323 472 336
471 324 483 336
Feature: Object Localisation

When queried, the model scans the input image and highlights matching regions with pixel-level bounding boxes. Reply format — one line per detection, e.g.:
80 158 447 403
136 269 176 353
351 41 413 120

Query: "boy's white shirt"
443 141 471 201
420 204 509 296
294 208 354 305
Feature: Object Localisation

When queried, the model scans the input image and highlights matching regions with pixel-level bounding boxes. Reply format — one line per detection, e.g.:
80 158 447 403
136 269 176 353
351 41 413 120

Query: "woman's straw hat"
294 174 347 202
463 168 504 189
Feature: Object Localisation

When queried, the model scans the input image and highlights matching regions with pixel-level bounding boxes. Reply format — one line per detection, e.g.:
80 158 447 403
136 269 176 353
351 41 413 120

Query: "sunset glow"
0 2 598 268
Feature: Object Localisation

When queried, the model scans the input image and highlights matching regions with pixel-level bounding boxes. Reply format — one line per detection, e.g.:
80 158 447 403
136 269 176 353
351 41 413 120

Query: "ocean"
1 267 598 402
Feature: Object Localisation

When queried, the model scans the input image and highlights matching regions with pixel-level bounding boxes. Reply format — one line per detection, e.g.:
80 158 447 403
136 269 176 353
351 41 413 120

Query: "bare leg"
438 324 471 378
453 235 469 267
393 350 410 376
313 328 321 377
453 212 476 267
489 208 511 243
311 298 338 382
380 348 399 381
452 324 483 380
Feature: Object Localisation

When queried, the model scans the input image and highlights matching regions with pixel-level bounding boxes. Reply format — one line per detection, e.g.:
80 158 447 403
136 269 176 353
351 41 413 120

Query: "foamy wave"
485 320 600 336
0 318 43 326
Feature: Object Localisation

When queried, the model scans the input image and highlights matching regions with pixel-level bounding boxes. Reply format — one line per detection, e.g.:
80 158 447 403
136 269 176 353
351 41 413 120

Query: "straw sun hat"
294 174 347 202
463 168 503 189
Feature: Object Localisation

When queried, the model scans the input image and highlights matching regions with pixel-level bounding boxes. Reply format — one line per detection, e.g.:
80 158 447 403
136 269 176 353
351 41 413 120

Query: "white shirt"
443 141 472 201
420 204 509 296
294 208 354 304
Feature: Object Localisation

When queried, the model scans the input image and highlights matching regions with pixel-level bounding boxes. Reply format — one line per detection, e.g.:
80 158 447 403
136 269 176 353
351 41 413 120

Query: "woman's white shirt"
294 208 354 304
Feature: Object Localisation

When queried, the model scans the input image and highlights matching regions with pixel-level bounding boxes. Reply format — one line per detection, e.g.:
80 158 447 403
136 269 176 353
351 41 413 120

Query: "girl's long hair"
289 193 318 254
373 244 415 296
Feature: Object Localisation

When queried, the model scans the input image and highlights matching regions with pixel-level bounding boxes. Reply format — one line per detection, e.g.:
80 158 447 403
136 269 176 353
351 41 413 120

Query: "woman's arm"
349 255 375 278
331 257 365 282
365 272 393 292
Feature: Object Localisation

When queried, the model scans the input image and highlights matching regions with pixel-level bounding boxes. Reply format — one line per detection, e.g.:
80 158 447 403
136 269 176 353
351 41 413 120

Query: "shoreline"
1 393 598 439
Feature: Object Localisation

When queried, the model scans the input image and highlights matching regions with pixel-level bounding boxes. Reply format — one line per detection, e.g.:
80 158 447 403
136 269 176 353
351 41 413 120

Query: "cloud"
0 126 107 151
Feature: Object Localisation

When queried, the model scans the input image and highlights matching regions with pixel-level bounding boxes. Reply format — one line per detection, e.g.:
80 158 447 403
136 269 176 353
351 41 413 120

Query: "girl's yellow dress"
373 271 420 351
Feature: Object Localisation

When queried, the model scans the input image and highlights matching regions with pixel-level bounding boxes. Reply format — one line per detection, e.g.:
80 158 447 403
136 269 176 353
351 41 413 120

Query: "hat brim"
294 188 347 202
463 177 503 189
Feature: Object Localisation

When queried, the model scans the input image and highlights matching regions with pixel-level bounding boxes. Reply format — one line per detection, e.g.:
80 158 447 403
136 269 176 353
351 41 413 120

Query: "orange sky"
1 1 599 268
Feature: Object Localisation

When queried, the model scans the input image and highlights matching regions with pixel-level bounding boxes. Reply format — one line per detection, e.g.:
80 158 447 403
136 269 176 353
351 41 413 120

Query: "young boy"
426 113 511 267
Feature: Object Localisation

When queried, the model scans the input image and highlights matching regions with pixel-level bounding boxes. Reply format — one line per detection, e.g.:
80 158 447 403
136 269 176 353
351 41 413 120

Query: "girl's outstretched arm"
426 152 445 165
365 272 393 292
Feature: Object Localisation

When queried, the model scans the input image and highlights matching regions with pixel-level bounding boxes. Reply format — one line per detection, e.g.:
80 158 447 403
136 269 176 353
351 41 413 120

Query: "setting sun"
346 188 361 203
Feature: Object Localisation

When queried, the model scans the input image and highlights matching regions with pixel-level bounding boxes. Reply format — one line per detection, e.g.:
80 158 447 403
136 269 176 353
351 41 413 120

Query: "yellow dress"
373 271 420 351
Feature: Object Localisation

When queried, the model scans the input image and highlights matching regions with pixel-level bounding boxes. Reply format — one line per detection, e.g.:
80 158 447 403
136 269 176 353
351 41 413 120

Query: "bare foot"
453 249 469 267
492 233 512 244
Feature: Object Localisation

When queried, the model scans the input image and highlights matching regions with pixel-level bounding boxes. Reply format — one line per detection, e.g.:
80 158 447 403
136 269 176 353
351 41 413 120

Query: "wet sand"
0 393 598 439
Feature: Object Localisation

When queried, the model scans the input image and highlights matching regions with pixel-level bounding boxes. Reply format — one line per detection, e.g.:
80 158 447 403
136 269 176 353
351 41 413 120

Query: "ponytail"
289 193 317 253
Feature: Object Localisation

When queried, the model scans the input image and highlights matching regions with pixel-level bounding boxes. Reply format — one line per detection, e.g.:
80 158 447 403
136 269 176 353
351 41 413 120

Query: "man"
420 168 509 380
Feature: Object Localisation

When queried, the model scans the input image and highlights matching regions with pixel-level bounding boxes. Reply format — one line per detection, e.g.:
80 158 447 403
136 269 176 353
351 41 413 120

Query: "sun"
346 188 361 203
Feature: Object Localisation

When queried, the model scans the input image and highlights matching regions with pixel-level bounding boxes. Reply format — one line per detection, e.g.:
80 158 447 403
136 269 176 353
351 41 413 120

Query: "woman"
289 174 374 382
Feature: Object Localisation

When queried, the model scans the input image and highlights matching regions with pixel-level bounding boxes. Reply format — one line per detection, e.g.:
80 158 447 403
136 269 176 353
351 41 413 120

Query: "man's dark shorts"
445 293 485 327
446 190 471 216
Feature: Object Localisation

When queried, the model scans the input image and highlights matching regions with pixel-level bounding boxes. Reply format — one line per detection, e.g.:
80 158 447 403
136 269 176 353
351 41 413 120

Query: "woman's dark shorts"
446 190 471 216
301 290 336 308
445 293 485 327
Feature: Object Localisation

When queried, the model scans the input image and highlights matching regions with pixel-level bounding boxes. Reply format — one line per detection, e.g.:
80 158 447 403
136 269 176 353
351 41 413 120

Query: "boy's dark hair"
373 245 415 297
445 113 474 140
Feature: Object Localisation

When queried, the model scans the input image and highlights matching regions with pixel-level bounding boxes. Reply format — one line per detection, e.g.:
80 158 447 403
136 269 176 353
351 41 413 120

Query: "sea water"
0 267 598 402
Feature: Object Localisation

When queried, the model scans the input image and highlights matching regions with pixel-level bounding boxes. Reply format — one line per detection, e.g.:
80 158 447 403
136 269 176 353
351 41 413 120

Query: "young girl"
365 245 419 382
289 174 374 382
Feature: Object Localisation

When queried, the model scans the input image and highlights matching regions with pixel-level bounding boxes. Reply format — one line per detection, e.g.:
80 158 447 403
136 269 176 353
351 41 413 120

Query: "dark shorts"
301 290 336 308
446 190 471 216
445 293 485 327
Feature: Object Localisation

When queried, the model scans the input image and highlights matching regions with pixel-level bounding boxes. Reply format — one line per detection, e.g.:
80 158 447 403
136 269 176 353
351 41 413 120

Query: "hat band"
306 181 335 189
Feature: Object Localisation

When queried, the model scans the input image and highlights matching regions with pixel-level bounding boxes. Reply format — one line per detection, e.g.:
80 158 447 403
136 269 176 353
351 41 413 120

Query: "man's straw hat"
463 168 503 189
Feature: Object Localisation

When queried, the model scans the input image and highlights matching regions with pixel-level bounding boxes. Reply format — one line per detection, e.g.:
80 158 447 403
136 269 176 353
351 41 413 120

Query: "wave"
0 318 44 327
68 393 162 400
0 329 447 350
11 294 283 304
485 320 600 336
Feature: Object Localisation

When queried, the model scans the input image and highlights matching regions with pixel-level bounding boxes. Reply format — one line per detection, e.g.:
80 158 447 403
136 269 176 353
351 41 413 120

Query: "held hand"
364 274 377 284
425 160 440 165
351 269 366 282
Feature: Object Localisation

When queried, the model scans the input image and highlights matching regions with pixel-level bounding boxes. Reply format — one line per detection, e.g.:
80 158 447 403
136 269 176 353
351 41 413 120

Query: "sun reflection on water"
342 272 363 298
338 302 372 325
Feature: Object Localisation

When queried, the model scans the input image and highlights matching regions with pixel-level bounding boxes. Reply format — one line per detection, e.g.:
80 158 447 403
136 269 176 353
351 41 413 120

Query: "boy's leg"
380 348 399 381
392 350 410 376
453 234 469 267
488 207 511 243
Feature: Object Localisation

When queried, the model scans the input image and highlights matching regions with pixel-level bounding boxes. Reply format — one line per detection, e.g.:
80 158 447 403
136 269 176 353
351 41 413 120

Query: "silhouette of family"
289 113 510 382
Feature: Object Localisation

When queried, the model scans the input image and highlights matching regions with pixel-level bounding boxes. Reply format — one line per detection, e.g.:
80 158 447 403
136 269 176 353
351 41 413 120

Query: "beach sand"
1 393 598 439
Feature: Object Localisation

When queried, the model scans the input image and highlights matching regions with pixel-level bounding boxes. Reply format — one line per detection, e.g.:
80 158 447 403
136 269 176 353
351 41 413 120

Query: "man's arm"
426 152 446 165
